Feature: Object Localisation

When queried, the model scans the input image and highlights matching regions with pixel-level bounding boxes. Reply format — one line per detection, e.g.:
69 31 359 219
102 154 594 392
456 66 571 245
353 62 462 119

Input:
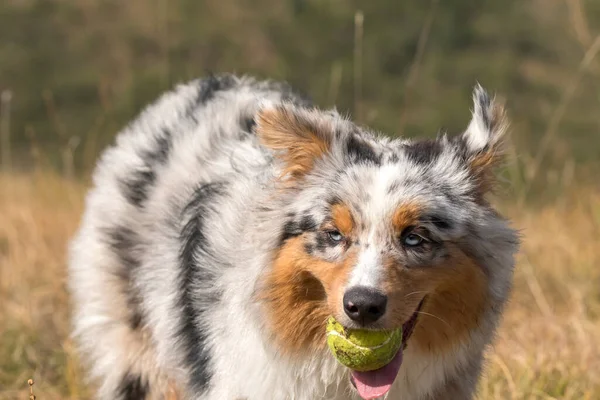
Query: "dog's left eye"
327 231 344 242
403 233 424 247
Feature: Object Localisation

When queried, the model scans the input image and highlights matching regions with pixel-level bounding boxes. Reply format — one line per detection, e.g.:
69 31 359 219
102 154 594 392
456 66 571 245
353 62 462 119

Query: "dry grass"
0 172 88 400
0 171 599 399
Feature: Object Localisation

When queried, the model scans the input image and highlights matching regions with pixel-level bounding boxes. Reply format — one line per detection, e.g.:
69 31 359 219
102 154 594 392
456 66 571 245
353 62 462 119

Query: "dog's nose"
343 287 387 324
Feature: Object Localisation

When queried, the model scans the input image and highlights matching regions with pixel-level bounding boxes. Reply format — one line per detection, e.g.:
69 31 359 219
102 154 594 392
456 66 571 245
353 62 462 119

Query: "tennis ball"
326 317 402 372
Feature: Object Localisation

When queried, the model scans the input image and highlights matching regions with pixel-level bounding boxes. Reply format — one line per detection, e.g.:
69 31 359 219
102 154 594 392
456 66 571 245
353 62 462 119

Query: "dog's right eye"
403 233 424 247
327 230 344 243
399 226 430 249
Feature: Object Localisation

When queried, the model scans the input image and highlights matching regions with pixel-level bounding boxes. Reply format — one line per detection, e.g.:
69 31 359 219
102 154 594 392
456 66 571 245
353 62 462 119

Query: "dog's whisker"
403 291 429 299
416 311 452 329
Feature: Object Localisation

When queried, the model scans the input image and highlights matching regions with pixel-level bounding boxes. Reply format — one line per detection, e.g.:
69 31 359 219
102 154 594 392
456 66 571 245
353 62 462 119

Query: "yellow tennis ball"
326 317 402 372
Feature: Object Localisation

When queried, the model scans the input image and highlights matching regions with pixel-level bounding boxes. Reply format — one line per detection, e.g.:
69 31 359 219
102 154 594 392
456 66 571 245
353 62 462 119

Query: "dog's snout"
343 287 387 325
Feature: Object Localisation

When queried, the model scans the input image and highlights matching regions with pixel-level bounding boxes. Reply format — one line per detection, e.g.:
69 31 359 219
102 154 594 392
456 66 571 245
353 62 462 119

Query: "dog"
68 74 519 400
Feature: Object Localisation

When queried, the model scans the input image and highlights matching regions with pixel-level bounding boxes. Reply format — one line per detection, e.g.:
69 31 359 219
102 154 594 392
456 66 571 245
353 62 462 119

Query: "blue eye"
403 233 424 247
327 231 344 242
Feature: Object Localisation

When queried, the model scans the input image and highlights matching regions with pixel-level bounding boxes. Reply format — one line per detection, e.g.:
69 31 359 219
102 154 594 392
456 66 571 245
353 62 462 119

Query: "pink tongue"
350 348 403 400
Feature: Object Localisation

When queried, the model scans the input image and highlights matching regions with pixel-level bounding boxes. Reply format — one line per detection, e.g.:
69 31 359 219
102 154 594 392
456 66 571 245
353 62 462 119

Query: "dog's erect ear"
256 104 335 180
462 84 507 153
460 85 509 197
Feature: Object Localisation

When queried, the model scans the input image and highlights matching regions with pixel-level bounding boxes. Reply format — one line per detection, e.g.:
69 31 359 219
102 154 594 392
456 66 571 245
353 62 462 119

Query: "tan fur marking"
164 381 181 400
381 258 437 328
331 203 355 237
392 202 422 234
414 247 488 353
258 237 357 353
256 107 331 179
381 246 488 353
470 150 502 200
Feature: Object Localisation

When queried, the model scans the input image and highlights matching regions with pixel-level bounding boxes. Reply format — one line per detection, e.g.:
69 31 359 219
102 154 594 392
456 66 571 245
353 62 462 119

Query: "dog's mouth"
349 298 425 400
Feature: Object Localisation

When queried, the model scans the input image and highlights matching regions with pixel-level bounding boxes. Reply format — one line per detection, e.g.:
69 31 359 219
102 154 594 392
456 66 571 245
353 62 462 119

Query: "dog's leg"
69 227 173 400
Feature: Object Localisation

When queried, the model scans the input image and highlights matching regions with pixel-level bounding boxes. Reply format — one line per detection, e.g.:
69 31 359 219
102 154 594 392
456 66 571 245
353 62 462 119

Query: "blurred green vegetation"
0 0 599 196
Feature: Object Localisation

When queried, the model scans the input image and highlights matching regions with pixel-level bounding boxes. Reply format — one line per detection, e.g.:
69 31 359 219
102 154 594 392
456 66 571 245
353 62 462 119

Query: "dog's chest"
385 345 467 399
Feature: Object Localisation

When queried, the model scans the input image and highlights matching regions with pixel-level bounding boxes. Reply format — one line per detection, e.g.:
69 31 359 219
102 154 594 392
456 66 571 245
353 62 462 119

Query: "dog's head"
257 86 518 394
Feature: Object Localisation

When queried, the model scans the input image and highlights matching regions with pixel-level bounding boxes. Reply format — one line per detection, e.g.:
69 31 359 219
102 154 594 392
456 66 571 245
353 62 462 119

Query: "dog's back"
69 75 309 399
69 75 518 400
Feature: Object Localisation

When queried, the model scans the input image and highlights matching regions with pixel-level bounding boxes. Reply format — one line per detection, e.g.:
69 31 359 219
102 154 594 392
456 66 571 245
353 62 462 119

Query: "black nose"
343 287 387 325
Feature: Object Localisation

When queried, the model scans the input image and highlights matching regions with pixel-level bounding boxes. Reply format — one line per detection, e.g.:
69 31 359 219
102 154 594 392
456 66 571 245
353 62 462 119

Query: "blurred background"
0 0 599 399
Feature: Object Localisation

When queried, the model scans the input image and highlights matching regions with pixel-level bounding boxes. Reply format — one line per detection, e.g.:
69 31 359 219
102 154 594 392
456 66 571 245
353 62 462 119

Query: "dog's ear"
256 104 335 180
460 85 509 197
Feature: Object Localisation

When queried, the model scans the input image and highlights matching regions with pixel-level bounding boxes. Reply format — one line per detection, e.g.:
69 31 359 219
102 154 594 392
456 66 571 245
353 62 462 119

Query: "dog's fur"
68 74 519 400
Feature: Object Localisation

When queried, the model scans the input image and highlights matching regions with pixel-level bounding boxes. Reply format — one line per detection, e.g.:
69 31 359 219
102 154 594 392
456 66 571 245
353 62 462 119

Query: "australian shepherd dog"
68 75 519 400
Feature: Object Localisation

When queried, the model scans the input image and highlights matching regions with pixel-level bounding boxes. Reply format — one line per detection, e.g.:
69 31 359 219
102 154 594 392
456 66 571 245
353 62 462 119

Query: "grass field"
0 171 599 399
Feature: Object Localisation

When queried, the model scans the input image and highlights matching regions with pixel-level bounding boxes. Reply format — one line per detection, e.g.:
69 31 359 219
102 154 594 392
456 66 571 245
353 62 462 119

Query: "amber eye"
327 230 344 243
403 233 424 247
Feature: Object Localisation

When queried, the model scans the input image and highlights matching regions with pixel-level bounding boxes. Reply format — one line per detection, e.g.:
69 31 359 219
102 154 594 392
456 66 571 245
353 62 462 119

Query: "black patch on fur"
299 215 318 232
128 309 143 331
346 136 381 165
280 220 301 246
404 140 443 165
304 243 315 255
106 226 145 330
142 129 171 165
240 114 256 135
120 169 156 207
428 215 452 230
279 215 319 246
315 233 328 251
185 74 238 119
198 74 237 105
327 195 343 206
178 181 227 393
120 130 172 208
107 226 139 270
117 373 148 400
